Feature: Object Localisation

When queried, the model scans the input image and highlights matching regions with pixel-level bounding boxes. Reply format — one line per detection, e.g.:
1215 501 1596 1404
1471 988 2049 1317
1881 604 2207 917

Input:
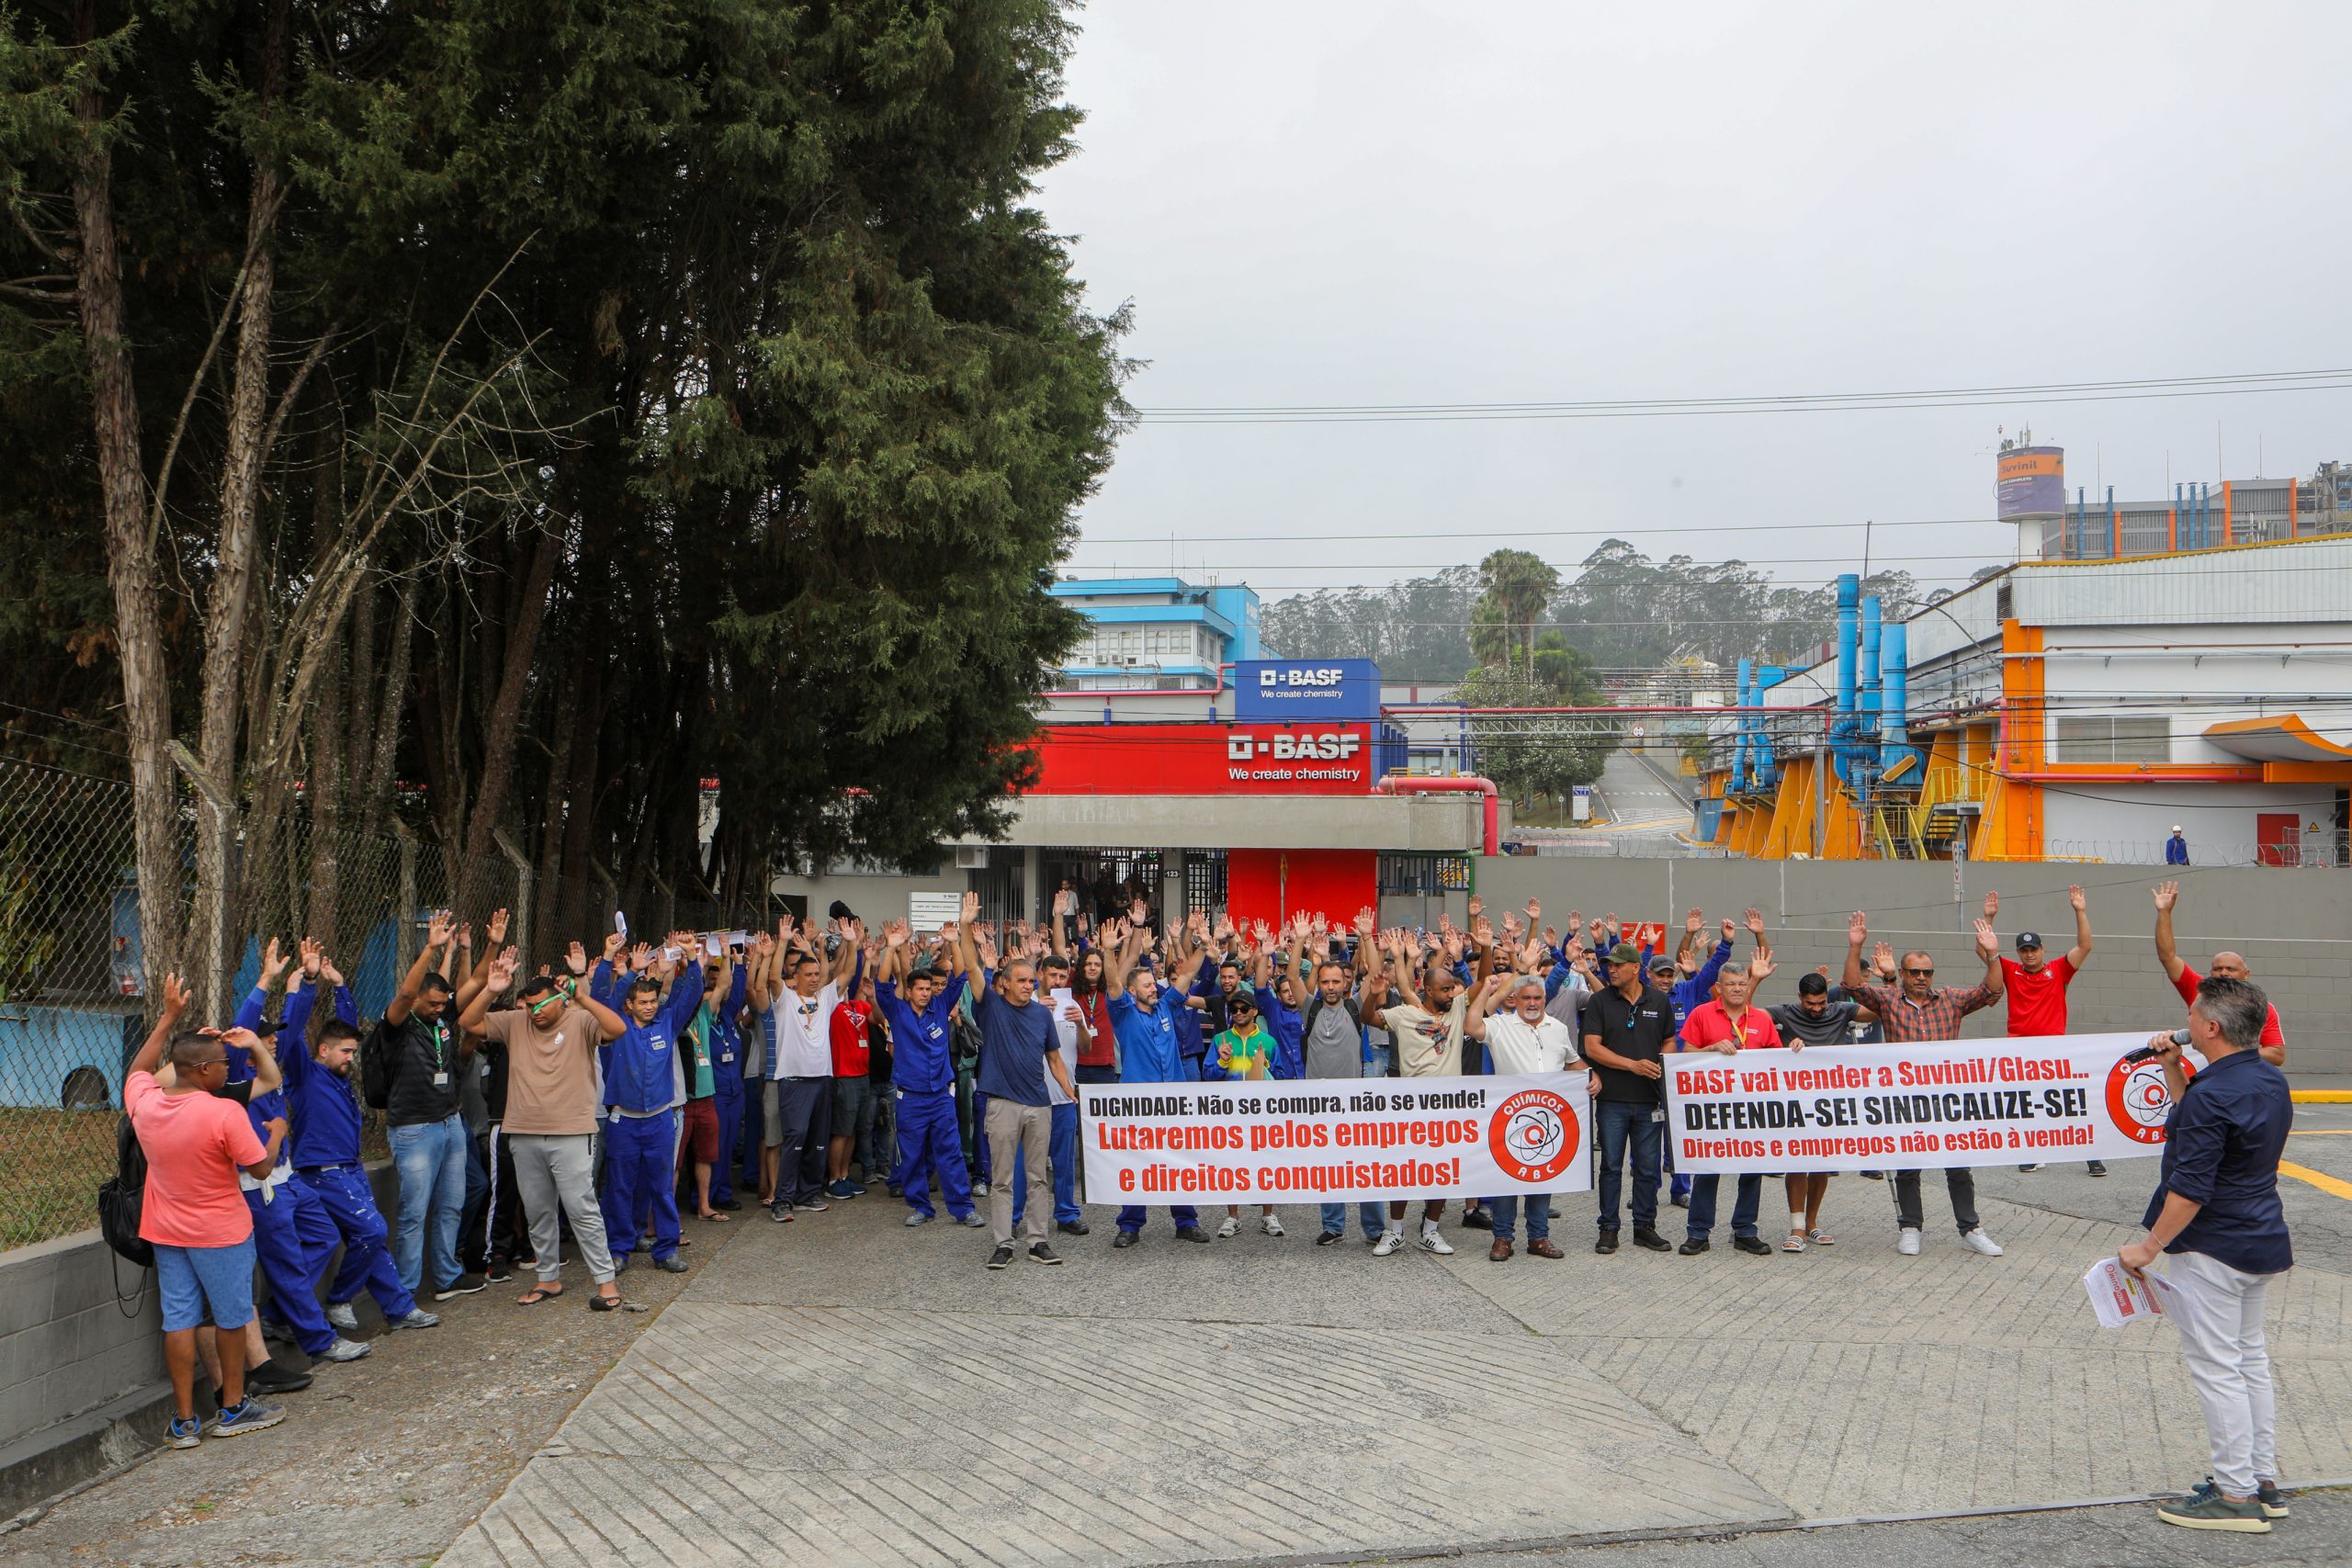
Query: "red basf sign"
1031 723 1374 795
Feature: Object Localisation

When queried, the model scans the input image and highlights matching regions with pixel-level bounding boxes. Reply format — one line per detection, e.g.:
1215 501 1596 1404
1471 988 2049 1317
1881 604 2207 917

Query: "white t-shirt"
764 981 839 1079
1044 987 1081 1107
1382 995 1468 1077
1483 1010 1580 1077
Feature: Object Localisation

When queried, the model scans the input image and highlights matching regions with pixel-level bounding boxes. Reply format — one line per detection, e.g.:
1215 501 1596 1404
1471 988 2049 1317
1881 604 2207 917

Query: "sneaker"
827 1179 855 1200
1371 1230 1405 1258
316 1337 372 1364
2086 1161 2109 1179
1961 1228 2004 1257
1897 1228 1922 1256
714 1198 742 1211
1594 1231 1619 1255
210 1399 286 1438
1678 1236 1711 1256
243 1359 312 1395
797 1197 831 1213
1057 1219 1091 1236
325 1302 359 1333
2256 1479 2290 1518
1668 1192 1690 1209
485 1258 514 1283
2156 1488 2269 1533
845 1179 868 1196
956 1213 987 1228
435 1272 490 1301
1027 1242 1064 1266
1631 1227 1672 1252
1417 1227 1454 1257
1261 1214 1283 1237
167 1415 206 1450
1732 1235 1774 1257
986 1245 1015 1269
1860 1169 1884 1180
886 1184 903 1198
2018 1163 2043 1172
1316 1230 1346 1247
1460 1208 1493 1232
385 1307 440 1331
259 1314 296 1346
1175 1224 1213 1244
974 1179 991 1196
652 1255 689 1273
1113 1230 1140 1249
770 1202 794 1223
1216 1216 1239 1238
904 1211 933 1226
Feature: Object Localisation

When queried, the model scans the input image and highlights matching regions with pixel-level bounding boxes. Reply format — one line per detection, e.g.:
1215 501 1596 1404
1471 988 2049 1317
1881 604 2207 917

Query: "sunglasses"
1903 966 1935 977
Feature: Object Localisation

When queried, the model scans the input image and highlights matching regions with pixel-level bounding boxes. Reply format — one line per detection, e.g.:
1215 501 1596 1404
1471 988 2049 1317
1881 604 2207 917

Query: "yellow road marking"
2292 1089 2352 1103
2289 1130 2352 1135
2278 1160 2352 1202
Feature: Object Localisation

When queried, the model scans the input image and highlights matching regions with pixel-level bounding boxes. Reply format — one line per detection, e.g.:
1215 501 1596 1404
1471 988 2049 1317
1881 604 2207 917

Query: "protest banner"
1080 1073 1591 1204
1663 1032 2199 1176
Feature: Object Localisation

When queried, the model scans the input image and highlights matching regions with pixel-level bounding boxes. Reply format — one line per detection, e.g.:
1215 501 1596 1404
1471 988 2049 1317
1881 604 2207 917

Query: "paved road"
1590 748 1693 838
427 1110 2352 1568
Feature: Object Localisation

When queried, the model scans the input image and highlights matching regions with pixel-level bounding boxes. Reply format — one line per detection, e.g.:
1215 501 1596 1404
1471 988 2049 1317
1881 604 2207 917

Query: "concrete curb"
2293 1089 2352 1103
0 1382 176 1529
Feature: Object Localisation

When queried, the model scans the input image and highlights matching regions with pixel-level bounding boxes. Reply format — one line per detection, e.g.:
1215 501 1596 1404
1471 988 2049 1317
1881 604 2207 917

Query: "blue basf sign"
1232 660 1381 720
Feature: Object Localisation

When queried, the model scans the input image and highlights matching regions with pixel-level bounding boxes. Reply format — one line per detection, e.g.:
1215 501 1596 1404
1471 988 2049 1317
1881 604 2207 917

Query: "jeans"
1686 1173 1763 1240
1117 1203 1201 1234
1489 1191 1551 1244
1891 1167 1980 1234
768 1077 829 1207
1364 1043 1392 1078
1320 1200 1385 1240
458 1129 492 1271
389 1111 468 1295
2170 1248 2280 1496
1594 1099 1662 1234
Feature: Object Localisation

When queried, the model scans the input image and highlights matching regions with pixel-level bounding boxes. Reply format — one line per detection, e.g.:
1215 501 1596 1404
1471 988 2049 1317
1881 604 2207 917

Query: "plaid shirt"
1848 977 2001 1043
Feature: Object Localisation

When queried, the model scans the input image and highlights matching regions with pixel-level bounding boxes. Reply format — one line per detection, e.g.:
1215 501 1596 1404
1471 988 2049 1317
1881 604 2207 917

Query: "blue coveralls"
881 973 976 1221
278 981 419 1320
225 985 339 1357
706 964 749 1205
596 964 705 1265
1109 986 1201 1235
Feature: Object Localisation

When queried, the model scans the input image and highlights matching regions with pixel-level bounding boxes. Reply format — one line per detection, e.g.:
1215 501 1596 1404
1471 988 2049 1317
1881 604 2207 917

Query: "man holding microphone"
2118 976 2293 1535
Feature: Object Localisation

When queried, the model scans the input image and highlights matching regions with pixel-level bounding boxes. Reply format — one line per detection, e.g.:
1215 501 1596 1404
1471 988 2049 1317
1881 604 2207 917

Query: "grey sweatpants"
509 1133 616 1285
986 1099 1052 1247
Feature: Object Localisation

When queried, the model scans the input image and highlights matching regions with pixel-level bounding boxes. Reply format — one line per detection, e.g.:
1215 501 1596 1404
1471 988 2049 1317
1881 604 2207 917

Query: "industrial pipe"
1833 573 1860 781
1376 773 1499 856
1732 657 1754 791
1753 664 1783 789
1881 622 1921 780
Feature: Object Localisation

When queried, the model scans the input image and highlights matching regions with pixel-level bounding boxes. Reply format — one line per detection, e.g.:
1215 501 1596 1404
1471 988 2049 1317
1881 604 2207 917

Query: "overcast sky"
1035 1 2352 601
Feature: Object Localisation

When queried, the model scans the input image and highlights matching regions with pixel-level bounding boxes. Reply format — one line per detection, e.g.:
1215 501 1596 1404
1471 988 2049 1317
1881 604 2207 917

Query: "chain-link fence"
0 755 475 1249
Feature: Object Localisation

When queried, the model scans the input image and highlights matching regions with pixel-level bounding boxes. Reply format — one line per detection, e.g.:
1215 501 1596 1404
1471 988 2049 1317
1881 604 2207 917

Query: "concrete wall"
1468 858 2351 1079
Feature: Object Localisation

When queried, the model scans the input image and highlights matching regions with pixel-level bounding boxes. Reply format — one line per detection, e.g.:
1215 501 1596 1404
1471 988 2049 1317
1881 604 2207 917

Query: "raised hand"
1719 917 1736 943
1973 918 1998 956
2152 880 2178 912
604 931 626 961
1471 915 1494 946
1213 911 1236 942
299 936 323 977
455 921 473 953
1847 910 1868 945
1871 939 1895 974
1744 908 1765 939
1685 908 1705 935
259 936 288 987
1466 895 1483 921
778 910 799 944
1354 907 1376 937
161 972 193 1023
1566 910 1583 935
2068 884 2086 912
885 919 909 949
1129 897 1149 925
424 909 455 951
1523 897 1542 926
1750 952 1777 983
566 942 589 976
490 949 520 990
1541 924 1560 950
319 953 345 987
628 942 655 972
1983 890 2000 921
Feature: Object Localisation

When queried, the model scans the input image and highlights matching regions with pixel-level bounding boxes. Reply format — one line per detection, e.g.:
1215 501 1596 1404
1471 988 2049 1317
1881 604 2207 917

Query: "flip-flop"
516 1284 564 1305
700 1212 729 1223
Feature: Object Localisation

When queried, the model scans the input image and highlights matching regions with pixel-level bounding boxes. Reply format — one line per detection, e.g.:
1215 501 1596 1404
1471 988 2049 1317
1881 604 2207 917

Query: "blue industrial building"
1047 576 1263 691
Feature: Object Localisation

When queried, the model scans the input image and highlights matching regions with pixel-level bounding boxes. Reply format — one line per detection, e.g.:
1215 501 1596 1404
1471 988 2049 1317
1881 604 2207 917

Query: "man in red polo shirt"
1673 957 1781 1258
1985 886 2105 1176
2153 881 2286 1066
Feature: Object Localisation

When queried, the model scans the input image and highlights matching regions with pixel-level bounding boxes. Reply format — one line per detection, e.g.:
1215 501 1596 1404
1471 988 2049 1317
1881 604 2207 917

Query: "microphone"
2120 1028 2193 1065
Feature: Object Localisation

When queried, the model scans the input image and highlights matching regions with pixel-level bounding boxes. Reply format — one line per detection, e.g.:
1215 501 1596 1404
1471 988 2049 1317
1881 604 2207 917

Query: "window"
2050 716 2170 765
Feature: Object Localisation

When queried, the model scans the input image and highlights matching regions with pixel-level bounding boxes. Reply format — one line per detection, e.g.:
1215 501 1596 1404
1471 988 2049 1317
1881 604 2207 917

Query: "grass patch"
0 1106 119 1249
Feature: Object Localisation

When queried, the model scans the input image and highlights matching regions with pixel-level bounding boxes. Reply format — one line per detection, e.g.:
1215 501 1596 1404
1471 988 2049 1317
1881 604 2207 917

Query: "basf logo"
1224 729 1365 784
1233 659 1378 720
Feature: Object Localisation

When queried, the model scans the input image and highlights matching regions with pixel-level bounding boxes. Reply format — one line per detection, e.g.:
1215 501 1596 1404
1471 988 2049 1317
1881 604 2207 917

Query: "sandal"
589 1292 624 1312
1781 1231 1808 1253
700 1211 729 1223
1809 1229 1837 1247
516 1283 565 1305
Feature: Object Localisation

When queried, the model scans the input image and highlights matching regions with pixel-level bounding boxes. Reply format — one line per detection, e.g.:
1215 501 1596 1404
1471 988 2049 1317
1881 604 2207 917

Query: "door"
2256 813 2300 867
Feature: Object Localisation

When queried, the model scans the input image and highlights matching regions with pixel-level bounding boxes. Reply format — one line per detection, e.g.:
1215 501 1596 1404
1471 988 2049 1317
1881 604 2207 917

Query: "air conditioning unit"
954 847 989 870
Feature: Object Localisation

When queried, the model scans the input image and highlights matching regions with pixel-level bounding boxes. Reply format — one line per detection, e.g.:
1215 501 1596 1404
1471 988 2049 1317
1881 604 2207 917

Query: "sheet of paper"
1048 986 1079 1051
2082 1255 2179 1329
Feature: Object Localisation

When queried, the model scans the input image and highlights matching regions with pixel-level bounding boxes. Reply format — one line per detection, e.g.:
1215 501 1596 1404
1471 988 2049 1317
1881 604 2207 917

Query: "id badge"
1649 1105 1665 1123
433 1071 451 1088
720 1051 735 1064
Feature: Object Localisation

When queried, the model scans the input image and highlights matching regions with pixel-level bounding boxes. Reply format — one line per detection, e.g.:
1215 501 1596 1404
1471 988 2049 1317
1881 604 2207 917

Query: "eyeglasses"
1903 967 1935 977
193 1055 229 1074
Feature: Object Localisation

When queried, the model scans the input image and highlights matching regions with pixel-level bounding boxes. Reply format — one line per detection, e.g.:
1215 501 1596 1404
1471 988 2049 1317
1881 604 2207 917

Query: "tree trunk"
305 626 346 942
455 518 564 913
356 572 416 846
188 0 289 1015
68 12 179 1008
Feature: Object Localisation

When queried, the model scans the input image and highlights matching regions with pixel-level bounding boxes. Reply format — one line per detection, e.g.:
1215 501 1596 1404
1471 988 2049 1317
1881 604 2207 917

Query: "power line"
1135 367 2352 423
1078 515 2010 546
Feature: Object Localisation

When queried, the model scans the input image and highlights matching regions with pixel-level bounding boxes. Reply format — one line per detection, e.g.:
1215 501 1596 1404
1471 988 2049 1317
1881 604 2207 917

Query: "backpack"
96 1115 153 1268
1302 995 1363 1037
360 1020 393 1110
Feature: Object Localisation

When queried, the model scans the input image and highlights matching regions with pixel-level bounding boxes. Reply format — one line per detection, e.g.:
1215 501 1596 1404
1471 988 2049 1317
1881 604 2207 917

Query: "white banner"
1080 1073 1593 1203
1663 1031 2198 1175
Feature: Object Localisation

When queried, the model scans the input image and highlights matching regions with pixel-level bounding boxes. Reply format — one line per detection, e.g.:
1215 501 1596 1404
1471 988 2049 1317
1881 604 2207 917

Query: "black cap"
828 899 855 922
2015 931 2043 951
1228 993 1259 1013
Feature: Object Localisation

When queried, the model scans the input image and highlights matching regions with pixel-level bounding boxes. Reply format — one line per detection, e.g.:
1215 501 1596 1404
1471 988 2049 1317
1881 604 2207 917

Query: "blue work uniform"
1256 982 1304 1082
597 964 704 1264
1108 985 1200 1235
223 986 340 1357
277 980 419 1320
706 964 749 1205
880 972 975 1221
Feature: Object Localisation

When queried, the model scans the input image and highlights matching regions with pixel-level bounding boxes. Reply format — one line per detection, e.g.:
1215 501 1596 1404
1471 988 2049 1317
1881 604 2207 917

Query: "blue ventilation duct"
1753 665 1782 790
1833 574 1860 782
1880 621 1922 783
1732 657 1754 792
1855 594 1883 784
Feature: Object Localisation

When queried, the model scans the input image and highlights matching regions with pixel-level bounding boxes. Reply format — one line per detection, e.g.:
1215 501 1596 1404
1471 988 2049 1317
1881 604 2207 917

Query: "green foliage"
1457 655 1615 802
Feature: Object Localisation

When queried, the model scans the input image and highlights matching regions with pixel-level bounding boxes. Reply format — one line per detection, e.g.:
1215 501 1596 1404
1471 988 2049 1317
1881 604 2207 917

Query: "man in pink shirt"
125 975 288 1446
